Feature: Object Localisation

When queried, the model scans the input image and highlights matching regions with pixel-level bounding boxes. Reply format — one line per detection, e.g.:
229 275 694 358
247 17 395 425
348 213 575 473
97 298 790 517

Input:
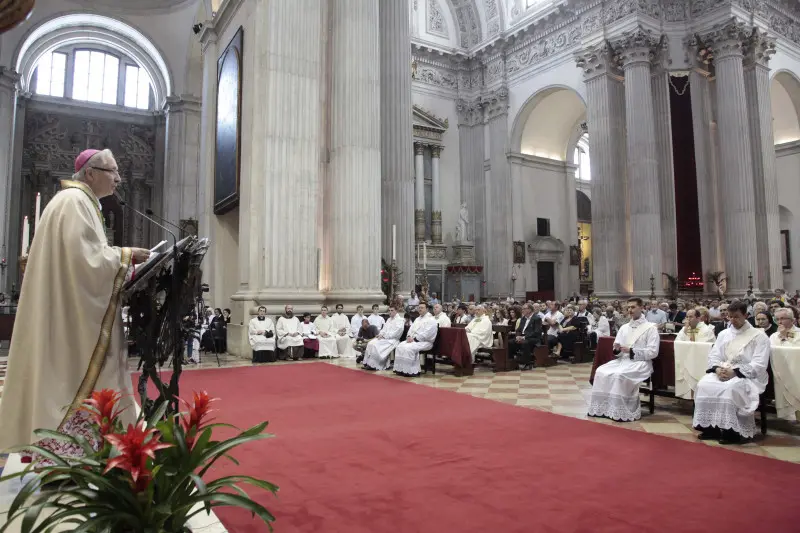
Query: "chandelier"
0 0 35 34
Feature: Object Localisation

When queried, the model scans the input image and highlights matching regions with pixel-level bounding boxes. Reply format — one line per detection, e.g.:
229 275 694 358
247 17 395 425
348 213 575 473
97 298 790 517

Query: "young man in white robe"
368 304 385 331
692 300 770 444
332 304 357 358
433 303 452 328
350 305 367 337
588 297 660 422
249 306 276 363
465 305 493 360
394 302 438 377
314 306 339 358
675 309 716 343
363 306 405 371
276 305 304 360
0 149 151 458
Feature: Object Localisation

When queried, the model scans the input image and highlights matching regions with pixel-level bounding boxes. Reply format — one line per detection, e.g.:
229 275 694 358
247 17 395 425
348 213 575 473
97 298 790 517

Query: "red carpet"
166 363 800 533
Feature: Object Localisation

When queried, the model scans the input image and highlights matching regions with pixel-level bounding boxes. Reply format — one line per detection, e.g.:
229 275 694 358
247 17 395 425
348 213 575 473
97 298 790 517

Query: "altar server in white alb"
588 297 660 421
249 306 276 363
314 306 339 358
362 306 405 371
276 305 304 360
465 305 493 360
675 309 716 343
770 308 800 346
368 304 385 331
692 301 770 444
332 304 357 358
394 302 439 377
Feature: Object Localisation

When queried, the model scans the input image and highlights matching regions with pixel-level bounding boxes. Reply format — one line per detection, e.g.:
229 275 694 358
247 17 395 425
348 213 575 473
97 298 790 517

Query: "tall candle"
649 255 654 275
392 224 396 261
423 242 427 270
21 216 29 256
34 193 41 231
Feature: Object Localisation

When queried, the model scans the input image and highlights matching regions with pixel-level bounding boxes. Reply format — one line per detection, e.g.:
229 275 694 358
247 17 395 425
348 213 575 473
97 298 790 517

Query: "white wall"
411 91 462 251
777 143 800 292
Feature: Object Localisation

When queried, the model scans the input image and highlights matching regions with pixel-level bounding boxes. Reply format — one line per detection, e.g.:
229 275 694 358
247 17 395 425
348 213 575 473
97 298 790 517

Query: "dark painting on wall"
214 27 243 215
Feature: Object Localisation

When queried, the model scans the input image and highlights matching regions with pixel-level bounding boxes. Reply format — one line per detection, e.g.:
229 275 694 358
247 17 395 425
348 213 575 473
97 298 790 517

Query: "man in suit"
509 303 543 370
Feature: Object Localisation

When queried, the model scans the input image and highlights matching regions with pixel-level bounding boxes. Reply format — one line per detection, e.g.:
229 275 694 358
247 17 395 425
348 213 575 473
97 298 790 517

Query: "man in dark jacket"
509 303 543 370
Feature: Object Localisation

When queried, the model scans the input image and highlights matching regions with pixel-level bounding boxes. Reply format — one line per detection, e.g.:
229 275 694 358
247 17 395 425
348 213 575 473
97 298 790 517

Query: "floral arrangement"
0 389 278 533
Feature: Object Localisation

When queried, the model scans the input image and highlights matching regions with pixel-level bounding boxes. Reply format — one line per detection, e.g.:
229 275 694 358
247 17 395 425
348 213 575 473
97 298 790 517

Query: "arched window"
573 133 590 182
32 47 154 110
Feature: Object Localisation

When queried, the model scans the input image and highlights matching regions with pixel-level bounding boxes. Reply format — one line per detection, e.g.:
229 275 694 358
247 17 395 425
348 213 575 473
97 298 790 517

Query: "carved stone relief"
427 0 449 37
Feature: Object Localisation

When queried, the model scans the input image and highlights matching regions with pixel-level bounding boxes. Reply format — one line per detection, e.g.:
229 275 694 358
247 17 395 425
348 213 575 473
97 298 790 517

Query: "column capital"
699 19 749 62
0 67 20 91
611 27 663 70
198 21 218 53
456 97 484 127
431 145 443 158
414 142 426 155
744 27 776 68
163 94 202 114
482 85 509 121
575 43 621 81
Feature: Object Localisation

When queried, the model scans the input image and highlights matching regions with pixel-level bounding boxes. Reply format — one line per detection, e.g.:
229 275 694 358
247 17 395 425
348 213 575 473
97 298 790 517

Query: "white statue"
456 202 471 243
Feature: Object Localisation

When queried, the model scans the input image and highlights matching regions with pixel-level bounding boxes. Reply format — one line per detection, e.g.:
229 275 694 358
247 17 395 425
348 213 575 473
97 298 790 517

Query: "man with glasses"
771 308 800 346
0 149 151 460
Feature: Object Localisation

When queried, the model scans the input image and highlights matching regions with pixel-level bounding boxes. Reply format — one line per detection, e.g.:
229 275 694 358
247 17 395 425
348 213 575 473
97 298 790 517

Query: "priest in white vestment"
465 305 493 360
588 298 660 422
433 303 452 328
769 308 800 421
394 303 439 377
363 306 405 371
249 306 276 363
332 304 357 358
675 309 716 343
276 305 304 360
315 306 339 358
0 149 151 456
368 304 385 331
692 301 770 444
770 308 800 346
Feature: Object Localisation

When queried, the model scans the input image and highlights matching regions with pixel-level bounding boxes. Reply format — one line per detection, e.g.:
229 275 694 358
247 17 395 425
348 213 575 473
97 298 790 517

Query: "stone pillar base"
431 211 443 244
414 209 425 242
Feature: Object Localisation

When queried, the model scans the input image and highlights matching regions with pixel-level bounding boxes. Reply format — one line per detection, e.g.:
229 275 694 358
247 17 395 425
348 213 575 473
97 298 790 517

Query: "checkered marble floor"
1 349 799 469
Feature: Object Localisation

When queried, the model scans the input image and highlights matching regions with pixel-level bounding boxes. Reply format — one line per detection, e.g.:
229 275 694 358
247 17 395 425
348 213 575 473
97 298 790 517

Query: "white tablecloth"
674 341 714 400
770 345 800 421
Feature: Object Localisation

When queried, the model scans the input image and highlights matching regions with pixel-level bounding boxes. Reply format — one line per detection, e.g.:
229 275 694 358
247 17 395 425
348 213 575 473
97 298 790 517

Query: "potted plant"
0 389 278 533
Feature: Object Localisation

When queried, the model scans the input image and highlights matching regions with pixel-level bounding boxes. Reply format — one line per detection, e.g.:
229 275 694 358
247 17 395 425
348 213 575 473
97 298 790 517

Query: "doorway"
535 261 555 301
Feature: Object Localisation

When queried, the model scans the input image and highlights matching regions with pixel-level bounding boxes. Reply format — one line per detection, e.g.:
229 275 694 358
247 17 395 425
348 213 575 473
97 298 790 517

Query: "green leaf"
206 475 279 495
189 473 207 496
147 400 170 428
31 429 80 444
181 492 276 527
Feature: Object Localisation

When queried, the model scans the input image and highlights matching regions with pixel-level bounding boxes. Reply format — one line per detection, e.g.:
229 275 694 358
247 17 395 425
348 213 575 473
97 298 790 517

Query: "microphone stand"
117 193 182 414
145 208 184 237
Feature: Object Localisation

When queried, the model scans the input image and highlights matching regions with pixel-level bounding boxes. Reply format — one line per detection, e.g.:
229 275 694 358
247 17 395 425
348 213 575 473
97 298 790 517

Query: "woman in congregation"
755 310 778 337
550 306 581 358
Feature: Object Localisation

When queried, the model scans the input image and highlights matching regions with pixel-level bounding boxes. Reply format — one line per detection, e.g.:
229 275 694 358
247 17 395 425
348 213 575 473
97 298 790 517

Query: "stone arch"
771 70 800 144
13 13 172 107
510 85 587 160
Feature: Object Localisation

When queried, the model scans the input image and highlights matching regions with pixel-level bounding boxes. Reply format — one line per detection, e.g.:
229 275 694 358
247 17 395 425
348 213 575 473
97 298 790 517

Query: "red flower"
104 421 172 491
81 389 125 435
178 391 218 447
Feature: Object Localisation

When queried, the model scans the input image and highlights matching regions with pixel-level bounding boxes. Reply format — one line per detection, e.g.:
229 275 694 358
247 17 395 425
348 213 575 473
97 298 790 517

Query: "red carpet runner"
170 363 800 533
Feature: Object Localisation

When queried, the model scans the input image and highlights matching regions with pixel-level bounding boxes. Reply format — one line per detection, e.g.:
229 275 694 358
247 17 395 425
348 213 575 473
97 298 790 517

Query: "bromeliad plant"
0 389 278 533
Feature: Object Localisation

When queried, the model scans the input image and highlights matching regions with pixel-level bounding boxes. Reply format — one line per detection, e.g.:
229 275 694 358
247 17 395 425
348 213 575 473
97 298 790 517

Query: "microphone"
145 208 184 237
115 192 177 249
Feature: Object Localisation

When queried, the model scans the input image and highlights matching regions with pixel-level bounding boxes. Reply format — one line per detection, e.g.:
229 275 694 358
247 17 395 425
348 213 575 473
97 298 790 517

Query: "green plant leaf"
206 475 279 495
147 400 170 428
181 492 276 528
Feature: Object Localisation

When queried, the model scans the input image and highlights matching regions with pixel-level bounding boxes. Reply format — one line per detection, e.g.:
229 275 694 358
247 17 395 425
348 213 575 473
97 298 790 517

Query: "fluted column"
705 21 758 294
323 0 384 304
576 44 628 296
163 95 201 226
380 0 415 293
431 145 443 244
484 87 513 298
231 0 324 310
652 62 678 280
744 29 782 292
414 142 426 243
0 68 19 294
457 98 486 268
615 28 663 294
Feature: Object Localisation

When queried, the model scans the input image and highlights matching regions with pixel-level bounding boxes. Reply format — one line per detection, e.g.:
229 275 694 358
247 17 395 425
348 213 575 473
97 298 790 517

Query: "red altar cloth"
433 327 474 376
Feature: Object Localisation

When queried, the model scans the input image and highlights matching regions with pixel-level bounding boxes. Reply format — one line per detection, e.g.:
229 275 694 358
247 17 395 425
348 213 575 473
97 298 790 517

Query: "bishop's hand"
131 248 151 263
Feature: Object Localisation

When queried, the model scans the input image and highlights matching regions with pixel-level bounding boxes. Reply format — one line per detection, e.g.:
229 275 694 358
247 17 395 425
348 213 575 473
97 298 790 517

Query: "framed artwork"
569 245 580 266
513 241 525 264
214 27 244 215
781 230 791 270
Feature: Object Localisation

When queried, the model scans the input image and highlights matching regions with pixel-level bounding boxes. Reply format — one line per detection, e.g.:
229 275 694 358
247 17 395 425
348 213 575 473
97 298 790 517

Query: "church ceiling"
64 0 197 15
440 0 508 47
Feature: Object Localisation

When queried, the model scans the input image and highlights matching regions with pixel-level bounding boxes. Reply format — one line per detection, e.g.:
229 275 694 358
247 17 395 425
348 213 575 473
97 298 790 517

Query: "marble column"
0 68 19 294
7 91 27 293
510 160 525 299
744 29 782 292
197 24 218 296
565 162 580 296
431 145 443 244
615 28 663 295
163 95 202 230
456 98 486 269
230 0 325 312
705 21 758 294
380 0 416 294
652 63 678 281
576 44 628 296
414 142 426 243
323 0 385 305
